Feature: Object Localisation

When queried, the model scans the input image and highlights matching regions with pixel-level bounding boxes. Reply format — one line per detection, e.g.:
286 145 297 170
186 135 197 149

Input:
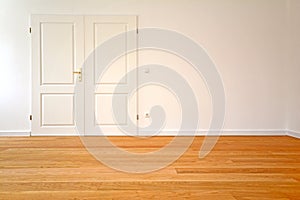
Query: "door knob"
73 68 82 81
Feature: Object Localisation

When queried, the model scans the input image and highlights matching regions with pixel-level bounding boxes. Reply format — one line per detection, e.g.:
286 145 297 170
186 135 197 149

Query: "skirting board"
16 129 287 137
0 130 299 138
138 129 287 136
0 131 30 137
286 130 300 139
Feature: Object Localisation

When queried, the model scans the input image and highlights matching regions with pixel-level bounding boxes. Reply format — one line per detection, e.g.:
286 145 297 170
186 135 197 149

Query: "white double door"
31 15 138 136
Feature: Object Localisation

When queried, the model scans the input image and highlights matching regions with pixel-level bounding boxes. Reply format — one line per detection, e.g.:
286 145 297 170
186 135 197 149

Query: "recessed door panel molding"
94 23 128 85
31 15 138 136
95 94 127 125
41 22 74 85
41 94 74 126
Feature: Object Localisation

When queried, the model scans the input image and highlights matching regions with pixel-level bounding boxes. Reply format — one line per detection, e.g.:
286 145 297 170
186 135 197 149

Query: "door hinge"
137 28 138 34
29 115 32 121
29 27 32 34
137 114 139 120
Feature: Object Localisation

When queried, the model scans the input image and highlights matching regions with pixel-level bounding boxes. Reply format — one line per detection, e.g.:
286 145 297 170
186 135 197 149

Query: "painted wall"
0 0 292 134
287 0 300 134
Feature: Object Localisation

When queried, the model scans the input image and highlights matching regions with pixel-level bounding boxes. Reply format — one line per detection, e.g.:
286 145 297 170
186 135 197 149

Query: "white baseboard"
0 131 30 137
31 132 79 136
138 129 286 136
286 129 300 139
0 129 298 138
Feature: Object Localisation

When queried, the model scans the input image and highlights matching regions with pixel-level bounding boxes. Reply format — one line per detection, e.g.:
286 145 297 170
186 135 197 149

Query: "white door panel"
84 16 138 136
31 15 84 136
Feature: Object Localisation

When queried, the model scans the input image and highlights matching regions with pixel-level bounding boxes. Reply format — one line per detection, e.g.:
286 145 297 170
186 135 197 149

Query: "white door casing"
31 15 138 136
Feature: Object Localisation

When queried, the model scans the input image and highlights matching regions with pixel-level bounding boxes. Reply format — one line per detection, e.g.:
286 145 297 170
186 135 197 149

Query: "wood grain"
0 136 299 200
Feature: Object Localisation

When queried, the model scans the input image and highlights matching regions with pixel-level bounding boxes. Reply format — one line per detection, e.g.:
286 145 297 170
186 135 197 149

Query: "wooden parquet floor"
0 136 299 200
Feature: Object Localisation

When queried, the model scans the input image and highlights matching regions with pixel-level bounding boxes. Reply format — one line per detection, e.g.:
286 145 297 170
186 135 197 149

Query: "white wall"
287 0 300 134
0 0 293 134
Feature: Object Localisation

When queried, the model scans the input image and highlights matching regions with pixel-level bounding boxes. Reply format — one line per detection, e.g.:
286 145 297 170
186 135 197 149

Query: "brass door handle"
73 69 81 74
73 68 82 81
